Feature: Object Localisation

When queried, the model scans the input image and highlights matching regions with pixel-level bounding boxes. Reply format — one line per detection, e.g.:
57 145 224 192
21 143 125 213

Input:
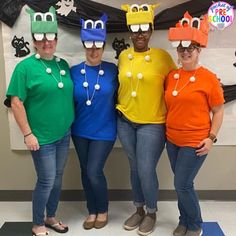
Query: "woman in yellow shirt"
117 4 176 236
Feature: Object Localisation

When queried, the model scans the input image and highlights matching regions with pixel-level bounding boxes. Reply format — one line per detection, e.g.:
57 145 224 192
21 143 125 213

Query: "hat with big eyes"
80 14 108 48
121 3 160 32
168 11 209 48
26 6 58 41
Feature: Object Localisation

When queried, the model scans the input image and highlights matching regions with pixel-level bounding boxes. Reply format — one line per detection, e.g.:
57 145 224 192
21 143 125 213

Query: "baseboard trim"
1 190 236 201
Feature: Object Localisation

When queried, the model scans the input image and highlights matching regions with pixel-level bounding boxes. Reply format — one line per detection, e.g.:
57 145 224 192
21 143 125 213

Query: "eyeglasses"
83 41 104 49
131 30 151 37
177 45 200 53
33 33 57 42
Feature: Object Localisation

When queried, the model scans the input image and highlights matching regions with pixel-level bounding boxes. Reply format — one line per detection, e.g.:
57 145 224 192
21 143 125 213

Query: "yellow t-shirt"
117 47 176 124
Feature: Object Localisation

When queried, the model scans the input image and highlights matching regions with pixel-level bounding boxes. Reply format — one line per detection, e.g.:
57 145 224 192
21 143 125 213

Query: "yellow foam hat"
121 3 160 30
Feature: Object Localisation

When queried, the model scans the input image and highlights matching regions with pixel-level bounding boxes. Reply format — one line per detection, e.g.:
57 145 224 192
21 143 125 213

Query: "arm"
196 104 224 156
209 104 224 136
11 96 40 151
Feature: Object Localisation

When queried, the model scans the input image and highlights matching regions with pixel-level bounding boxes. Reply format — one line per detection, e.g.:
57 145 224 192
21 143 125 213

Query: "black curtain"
1 0 236 31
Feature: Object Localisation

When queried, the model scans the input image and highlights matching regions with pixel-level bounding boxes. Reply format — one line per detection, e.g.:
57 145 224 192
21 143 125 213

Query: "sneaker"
185 229 203 236
173 224 187 236
137 213 156 236
123 208 145 230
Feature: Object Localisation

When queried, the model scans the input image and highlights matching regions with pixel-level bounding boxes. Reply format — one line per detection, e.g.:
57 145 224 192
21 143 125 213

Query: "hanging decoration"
56 0 76 17
112 38 130 59
11 35 30 57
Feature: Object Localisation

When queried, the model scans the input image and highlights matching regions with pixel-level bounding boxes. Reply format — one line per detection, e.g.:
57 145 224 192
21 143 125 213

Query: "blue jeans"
31 130 70 226
117 115 166 213
166 140 207 231
72 136 115 214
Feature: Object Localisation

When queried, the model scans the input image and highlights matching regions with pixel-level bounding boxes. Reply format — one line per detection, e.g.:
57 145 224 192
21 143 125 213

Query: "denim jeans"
117 115 166 213
31 130 70 226
166 140 207 231
72 136 115 214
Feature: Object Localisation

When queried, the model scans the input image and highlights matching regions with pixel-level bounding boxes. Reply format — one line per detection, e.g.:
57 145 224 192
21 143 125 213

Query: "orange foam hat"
168 11 209 47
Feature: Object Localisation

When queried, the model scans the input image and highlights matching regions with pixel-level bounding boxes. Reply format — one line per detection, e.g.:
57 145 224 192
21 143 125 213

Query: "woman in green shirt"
6 7 74 236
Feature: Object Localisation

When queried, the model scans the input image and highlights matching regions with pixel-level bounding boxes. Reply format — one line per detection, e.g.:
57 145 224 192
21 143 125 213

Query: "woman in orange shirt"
165 12 224 236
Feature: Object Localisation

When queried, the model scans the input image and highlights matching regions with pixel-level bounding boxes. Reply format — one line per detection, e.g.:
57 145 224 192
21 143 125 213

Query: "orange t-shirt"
165 66 224 147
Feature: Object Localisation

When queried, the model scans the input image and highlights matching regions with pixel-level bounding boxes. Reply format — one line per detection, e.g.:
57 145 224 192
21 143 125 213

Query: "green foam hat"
26 6 58 41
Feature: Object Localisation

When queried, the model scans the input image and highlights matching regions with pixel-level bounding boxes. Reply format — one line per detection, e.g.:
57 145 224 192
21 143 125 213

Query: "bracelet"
24 132 32 138
208 133 217 143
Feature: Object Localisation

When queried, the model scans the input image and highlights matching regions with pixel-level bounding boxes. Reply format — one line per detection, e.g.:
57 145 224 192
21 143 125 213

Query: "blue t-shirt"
71 61 118 141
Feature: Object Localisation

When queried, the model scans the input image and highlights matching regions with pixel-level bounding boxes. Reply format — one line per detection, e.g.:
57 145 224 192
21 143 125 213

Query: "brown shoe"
185 229 203 236
123 207 145 230
173 224 187 236
94 218 108 229
83 220 95 230
137 213 156 236
82 215 96 230
94 213 108 229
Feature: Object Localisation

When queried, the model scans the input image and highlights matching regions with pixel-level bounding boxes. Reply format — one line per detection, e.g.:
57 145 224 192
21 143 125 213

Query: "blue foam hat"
80 14 108 48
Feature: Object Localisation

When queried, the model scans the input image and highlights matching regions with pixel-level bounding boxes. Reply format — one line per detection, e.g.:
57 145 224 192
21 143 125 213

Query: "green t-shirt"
7 54 75 145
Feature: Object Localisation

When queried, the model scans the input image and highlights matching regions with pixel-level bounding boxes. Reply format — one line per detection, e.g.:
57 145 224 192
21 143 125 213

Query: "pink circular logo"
208 1 234 30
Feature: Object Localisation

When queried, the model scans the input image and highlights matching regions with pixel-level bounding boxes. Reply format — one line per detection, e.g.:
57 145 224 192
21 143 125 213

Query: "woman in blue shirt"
70 14 118 230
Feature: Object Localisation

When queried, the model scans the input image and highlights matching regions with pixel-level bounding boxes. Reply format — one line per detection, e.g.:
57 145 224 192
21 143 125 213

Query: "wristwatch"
208 133 217 143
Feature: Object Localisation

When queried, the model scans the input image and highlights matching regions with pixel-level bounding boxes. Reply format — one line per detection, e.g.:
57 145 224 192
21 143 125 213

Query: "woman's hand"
196 104 224 157
24 133 40 151
195 138 213 156
11 96 40 151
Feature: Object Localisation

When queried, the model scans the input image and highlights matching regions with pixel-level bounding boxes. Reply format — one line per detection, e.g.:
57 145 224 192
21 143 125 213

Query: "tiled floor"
0 201 235 235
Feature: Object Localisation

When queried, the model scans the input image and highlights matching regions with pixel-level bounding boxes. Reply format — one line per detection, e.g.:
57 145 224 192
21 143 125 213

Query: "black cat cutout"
11 35 30 57
233 51 236 67
112 38 130 59
221 49 236 103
